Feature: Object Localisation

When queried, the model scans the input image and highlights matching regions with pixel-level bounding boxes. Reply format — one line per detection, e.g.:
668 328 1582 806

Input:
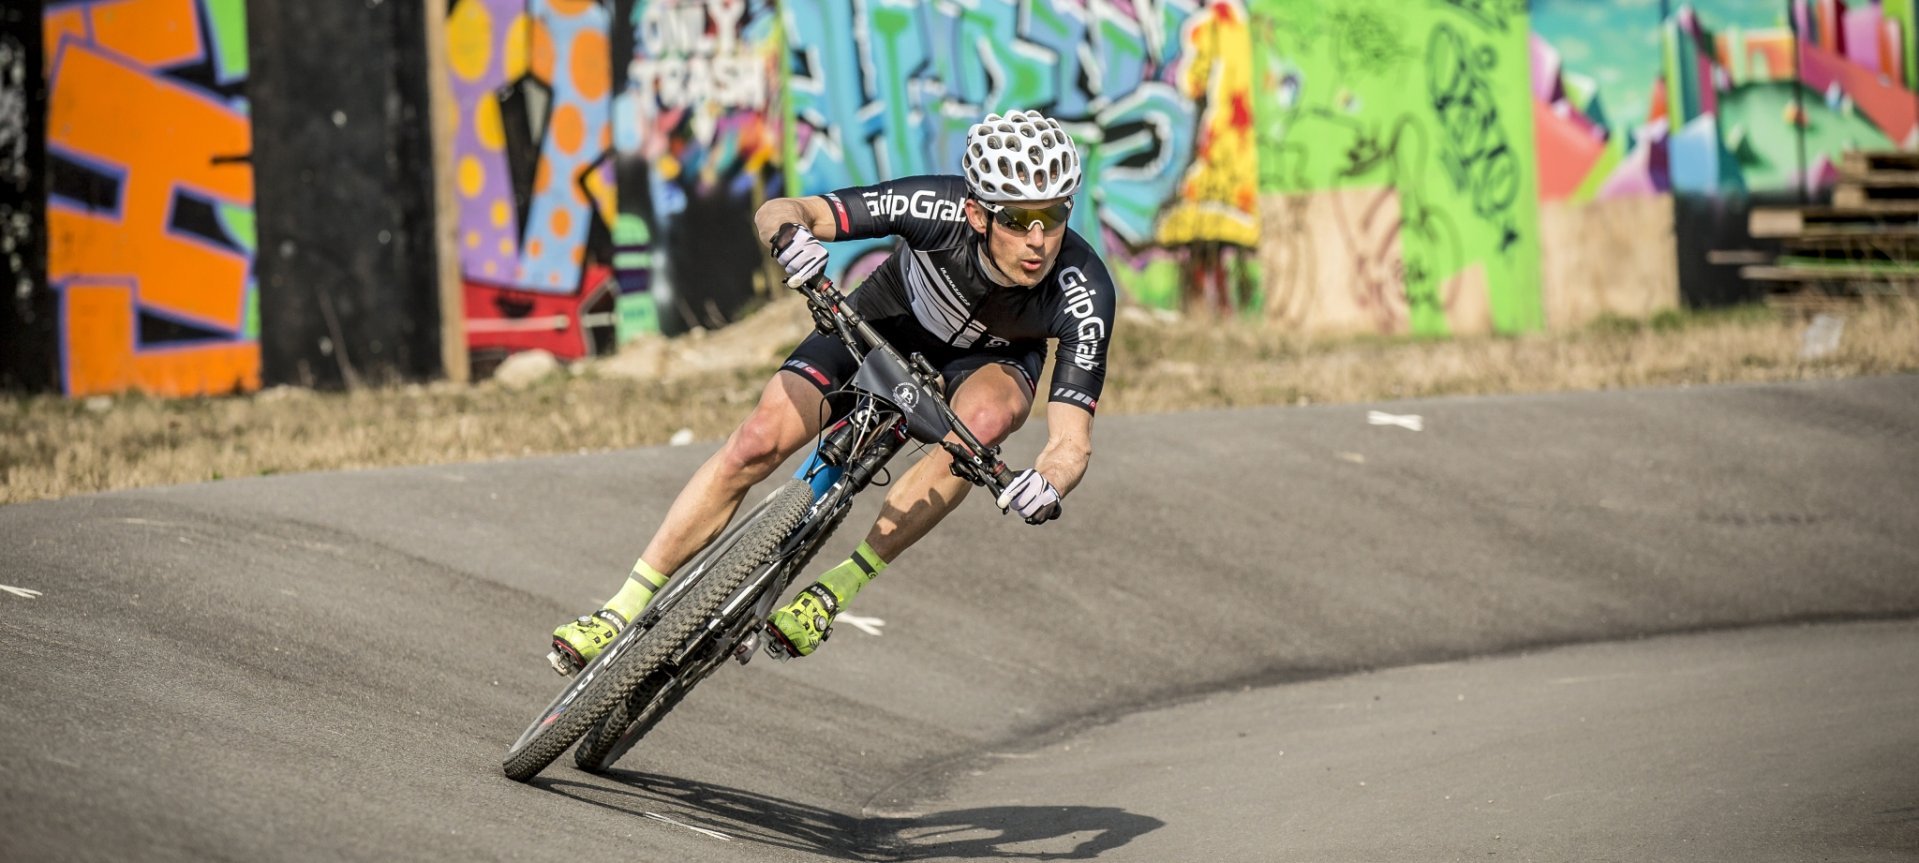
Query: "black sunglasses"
982 199 1073 232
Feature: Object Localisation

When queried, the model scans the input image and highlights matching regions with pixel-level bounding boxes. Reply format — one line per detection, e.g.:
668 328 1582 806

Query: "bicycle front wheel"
502 478 816 781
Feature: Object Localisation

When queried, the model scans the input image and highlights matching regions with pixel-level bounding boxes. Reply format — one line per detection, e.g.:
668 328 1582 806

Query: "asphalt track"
2 375 1916 862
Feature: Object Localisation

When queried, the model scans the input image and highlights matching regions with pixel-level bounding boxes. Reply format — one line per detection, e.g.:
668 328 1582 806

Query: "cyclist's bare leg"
864 363 1032 561
639 371 828 576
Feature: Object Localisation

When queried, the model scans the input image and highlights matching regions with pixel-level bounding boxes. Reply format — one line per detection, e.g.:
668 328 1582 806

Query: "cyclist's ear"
962 198 990 236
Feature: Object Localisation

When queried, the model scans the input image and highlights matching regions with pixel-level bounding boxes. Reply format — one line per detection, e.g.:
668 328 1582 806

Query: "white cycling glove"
996 469 1062 525
771 222 829 289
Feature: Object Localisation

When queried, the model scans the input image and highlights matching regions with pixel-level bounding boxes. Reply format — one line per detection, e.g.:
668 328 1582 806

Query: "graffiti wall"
1531 0 1669 203
1531 0 1919 308
612 0 784 336
1533 0 1918 203
43 0 257 396
447 0 622 364
1252 0 1543 336
780 0 1259 313
1674 0 1914 195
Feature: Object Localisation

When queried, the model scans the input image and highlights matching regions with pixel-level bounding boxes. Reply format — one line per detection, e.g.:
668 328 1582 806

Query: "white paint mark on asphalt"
119 518 178 527
1367 411 1424 431
643 812 732 841
838 613 885 637
1337 452 1366 464
1 584 44 599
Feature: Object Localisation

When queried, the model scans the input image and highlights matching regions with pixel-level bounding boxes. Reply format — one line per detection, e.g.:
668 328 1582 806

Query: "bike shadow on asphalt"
535 771 1164 860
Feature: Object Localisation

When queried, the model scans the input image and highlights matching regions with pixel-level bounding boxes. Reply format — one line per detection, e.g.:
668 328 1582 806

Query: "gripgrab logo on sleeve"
1059 267 1104 372
862 189 965 222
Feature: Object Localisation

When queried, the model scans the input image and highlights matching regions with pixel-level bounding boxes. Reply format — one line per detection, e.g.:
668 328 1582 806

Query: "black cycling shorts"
779 313 1043 424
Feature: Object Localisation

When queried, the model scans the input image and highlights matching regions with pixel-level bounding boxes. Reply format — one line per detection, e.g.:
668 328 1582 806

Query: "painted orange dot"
529 240 544 257
549 0 594 15
499 237 514 256
551 104 585 155
571 244 585 264
530 19 555 82
551 207 572 238
571 29 609 100
465 231 481 249
535 160 551 193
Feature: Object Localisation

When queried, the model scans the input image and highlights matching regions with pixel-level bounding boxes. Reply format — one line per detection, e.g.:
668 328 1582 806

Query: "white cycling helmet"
961 110 1082 203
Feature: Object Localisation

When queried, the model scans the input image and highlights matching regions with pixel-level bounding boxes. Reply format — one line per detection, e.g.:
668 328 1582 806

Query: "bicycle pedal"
762 631 795 663
733 630 762 665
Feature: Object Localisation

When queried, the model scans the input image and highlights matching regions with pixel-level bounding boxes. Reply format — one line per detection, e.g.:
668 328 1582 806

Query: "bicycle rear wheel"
574 669 689 772
574 491 851 773
501 479 816 781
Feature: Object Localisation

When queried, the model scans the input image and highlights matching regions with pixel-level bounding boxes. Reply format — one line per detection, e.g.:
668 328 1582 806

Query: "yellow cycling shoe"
768 584 841 657
548 609 627 676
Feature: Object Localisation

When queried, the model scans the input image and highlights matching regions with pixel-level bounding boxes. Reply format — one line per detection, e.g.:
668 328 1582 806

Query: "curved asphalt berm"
2 376 1915 861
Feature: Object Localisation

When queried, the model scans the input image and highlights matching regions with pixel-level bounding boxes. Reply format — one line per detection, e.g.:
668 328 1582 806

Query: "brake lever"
942 440 1011 497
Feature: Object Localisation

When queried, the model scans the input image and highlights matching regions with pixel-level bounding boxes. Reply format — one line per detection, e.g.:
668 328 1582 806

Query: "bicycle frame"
628 274 1016 675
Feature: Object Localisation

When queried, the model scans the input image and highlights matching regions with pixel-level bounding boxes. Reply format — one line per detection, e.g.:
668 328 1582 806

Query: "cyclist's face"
966 197 1070 287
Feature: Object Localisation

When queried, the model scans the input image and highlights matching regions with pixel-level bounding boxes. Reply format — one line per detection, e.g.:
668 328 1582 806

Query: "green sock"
817 541 888 605
605 558 670 621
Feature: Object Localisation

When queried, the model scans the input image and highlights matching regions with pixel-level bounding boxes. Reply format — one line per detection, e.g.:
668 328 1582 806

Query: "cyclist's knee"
720 377 818 478
722 412 798 478
958 402 1025 446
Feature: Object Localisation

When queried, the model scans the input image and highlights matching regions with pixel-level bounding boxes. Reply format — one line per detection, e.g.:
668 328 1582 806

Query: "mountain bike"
502 274 1034 781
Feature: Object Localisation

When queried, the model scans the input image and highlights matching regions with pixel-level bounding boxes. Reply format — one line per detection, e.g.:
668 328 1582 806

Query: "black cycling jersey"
816 174 1116 413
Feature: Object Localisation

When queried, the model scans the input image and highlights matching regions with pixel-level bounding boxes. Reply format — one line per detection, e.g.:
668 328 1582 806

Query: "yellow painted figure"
1156 0 1261 249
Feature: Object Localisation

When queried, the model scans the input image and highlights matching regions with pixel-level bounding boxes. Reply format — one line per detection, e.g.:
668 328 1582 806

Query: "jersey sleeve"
1046 251 1117 414
820 175 971 248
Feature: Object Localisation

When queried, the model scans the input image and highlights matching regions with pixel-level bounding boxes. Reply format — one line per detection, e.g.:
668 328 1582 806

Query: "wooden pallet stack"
1746 150 1919 312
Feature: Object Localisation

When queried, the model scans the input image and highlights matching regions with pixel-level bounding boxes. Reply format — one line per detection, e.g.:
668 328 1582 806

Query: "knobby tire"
574 671 686 772
501 479 816 781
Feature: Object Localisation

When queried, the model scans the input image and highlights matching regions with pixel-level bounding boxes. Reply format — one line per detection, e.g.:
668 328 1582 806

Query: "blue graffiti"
782 0 1199 254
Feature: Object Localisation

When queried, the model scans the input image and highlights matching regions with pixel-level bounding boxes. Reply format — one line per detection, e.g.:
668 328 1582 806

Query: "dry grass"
5 298 1916 506
1103 300 1919 413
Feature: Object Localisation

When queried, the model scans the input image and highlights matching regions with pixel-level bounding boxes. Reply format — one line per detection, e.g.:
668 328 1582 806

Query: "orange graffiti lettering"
48 42 252 329
89 0 203 70
65 284 259 397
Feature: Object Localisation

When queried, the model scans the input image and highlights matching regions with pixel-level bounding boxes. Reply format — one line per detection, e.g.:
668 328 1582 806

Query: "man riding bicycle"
548 109 1116 669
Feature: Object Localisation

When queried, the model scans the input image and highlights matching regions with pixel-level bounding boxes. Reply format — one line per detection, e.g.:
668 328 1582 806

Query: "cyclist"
549 109 1115 670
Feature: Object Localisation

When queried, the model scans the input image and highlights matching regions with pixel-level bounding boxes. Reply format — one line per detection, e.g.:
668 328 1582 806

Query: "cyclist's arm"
755 196 839 245
1034 401 1094 496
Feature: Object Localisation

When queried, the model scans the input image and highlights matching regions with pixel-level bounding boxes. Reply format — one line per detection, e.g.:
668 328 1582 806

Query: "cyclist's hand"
771 222 829 289
996 469 1062 525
